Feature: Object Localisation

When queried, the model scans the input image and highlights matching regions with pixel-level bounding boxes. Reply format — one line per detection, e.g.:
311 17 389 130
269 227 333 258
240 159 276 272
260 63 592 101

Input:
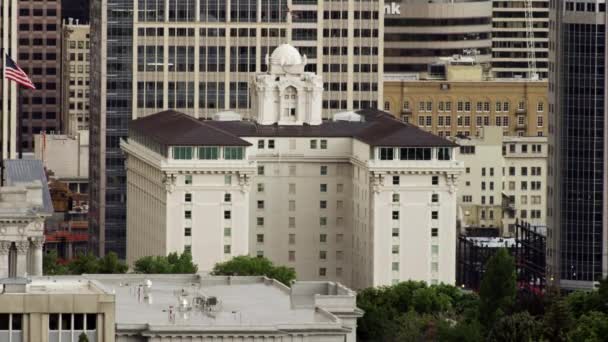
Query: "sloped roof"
130 109 455 148
129 110 251 146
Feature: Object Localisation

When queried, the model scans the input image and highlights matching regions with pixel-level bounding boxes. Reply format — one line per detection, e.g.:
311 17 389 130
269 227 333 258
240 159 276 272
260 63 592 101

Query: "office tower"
383 56 548 138
90 0 384 258
61 18 90 135
17 0 62 152
548 0 607 290
1 0 18 159
491 0 549 79
123 45 463 288
384 0 492 77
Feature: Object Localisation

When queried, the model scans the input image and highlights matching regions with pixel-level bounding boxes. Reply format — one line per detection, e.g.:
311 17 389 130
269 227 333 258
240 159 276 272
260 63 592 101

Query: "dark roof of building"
130 109 455 148
205 108 456 148
129 111 251 147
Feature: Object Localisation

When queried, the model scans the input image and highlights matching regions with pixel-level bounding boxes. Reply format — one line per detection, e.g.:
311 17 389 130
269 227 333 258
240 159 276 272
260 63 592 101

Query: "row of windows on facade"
417 114 544 128
378 147 452 161
399 100 545 114
564 1 606 12
18 7 57 17
465 166 543 177
181 165 332 187
69 52 90 62
172 146 244 160
19 23 58 32
137 0 288 23
433 130 544 139
18 52 57 61
462 194 542 206
69 77 90 86
18 37 57 46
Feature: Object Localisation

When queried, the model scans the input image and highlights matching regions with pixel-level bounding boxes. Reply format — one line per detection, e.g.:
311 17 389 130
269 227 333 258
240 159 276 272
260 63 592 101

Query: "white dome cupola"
268 44 307 75
252 44 323 126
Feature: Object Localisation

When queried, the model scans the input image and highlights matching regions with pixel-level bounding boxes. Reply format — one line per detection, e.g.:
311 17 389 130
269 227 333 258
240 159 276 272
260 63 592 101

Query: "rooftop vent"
333 111 363 122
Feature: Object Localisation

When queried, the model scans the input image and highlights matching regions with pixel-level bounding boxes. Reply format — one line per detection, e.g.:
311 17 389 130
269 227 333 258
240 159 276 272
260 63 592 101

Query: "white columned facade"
31 237 44 276
15 240 29 276
0 241 10 277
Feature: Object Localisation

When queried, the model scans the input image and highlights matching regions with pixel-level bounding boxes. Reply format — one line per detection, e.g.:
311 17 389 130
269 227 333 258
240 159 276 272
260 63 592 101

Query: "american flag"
4 54 35 90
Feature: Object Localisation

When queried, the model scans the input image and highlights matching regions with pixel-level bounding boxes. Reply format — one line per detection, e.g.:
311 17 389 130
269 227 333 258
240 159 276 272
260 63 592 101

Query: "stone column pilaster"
15 240 30 277
0 240 11 277
31 237 44 276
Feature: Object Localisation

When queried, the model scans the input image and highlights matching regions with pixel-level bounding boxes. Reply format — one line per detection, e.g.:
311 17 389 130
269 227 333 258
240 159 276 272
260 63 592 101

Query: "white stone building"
0 160 53 278
0 274 361 342
455 126 547 236
61 19 90 135
122 45 464 289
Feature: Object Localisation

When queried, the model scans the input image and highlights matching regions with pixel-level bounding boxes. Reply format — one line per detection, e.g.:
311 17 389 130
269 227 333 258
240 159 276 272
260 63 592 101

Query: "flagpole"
17 85 22 159
1 50 7 160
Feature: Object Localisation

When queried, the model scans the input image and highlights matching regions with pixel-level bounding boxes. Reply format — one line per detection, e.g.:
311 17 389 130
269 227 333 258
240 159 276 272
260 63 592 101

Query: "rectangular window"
392 262 399 271
225 175 232 185
289 217 296 228
268 140 275 148
198 146 219 159
184 210 192 219
310 140 317 149
432 194 439 203
224 210 231 219
320 184 327 192
257 234 264 243
320 166 328 175
320 139 328 149
392 176 400 185
392 211 399 220
392 193 400 203
185 193 192 202
224 193 231 202
320 234 327 243
224 245 231 254
320 200 327 209
320 217 327 226
257 200 265 209
173 146 193 159
380 147 394 160
224 147 244 160
258 166 265 175
258 140 265 149
289 234 296 244
289 200 296 211
319 268 327 276
431 211 438 220
257 217 264 226
257 183 264 192
224 227 231 237
185 227 191 236
431 228 438 237
392 228 399 237
432 176 439 185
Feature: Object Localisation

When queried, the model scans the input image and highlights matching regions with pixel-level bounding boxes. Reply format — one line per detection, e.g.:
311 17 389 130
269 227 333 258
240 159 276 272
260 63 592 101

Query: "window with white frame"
537 102 544 112
537 115 544 127
0 314 22 342
49 314 97 342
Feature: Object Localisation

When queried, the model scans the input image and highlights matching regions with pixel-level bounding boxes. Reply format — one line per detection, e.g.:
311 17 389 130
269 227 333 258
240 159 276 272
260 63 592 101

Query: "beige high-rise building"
61 19 90 135
383 56 548 138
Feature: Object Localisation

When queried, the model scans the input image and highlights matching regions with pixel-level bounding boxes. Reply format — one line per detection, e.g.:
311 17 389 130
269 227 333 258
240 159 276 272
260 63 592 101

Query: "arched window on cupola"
284 86 297 120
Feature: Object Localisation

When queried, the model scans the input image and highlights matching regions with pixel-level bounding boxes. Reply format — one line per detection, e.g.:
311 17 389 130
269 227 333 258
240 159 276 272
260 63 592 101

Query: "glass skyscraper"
548 0 607 290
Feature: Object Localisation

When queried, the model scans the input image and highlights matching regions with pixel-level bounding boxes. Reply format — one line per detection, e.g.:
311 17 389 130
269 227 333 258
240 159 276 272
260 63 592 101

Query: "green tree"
478 248 516 329
43 250 68 275
568 311 608 342
437 319 483 342
133 251 198 274
78 332 89 342
212 255 295 286
487 311 541 342
395 310 435 342
67 253 100 274
97 252 128 274
542 288 573 342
